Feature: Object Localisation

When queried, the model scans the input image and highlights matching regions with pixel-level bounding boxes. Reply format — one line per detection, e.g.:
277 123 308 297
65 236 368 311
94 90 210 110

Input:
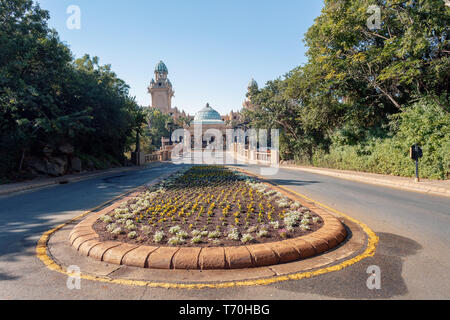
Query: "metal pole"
136 132 141 153
415 159 420 183
135 132 141 166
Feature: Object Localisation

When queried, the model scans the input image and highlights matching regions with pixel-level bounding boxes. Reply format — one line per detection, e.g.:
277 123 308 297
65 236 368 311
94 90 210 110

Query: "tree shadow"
0 269 19 281
228 164 321 187
268 178 321 187
271 232 423 299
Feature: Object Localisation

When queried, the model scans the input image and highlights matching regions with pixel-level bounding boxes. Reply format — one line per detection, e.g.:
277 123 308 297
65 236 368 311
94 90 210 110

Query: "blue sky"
36 0 324 115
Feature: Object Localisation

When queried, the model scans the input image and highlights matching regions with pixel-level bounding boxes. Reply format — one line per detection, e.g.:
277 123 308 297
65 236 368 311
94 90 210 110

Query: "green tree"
142 108 171 152
1 0 146 179
304 0 449 110
242 0 449 178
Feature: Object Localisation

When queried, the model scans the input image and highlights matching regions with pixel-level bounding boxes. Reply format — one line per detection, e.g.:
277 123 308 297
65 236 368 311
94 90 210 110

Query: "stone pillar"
250 150 257 161
271 149 279 165
184 132 190 149
131 152 145 166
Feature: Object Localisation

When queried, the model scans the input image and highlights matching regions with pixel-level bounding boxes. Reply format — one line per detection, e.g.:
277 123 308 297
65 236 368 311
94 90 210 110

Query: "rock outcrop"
26 143 79 177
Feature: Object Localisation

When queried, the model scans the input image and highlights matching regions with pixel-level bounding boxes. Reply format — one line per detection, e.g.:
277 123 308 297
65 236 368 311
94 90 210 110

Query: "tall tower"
148 61 174 114
243 78 258 111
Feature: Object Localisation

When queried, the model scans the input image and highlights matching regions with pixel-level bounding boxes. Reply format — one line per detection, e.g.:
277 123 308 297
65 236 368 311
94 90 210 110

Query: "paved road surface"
1 162 449 299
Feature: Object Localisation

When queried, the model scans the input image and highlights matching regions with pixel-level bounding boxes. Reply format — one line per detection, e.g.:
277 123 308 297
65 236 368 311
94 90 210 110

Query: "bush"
307 98 449 180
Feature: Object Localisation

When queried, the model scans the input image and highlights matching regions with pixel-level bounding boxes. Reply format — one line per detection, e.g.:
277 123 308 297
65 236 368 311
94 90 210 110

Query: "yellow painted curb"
36 168 379 290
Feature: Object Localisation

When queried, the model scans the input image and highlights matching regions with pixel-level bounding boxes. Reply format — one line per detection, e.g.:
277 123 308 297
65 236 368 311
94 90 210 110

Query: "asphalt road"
1 162 449 300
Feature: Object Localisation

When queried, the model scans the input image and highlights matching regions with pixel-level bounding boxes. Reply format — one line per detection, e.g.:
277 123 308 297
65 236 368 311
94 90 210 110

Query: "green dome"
193 104 224 124
155 61 168 74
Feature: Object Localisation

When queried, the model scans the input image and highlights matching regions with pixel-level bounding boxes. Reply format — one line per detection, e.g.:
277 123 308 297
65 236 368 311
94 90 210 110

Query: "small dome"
248 78 258 89
155 61 168 74
193 103 224 124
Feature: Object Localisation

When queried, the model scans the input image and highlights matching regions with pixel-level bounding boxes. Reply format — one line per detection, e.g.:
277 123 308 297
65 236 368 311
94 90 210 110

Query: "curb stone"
122 245 159 268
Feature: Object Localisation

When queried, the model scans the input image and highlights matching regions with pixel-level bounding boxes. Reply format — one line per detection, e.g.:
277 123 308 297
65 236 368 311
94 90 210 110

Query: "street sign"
410 145 423 161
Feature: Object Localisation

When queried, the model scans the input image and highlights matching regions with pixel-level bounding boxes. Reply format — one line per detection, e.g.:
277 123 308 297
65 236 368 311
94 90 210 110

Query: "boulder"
86 159 95 171
43 145 53 157
27 157 48 175
59 143 74 155
47 157 67 177
71 157 82 172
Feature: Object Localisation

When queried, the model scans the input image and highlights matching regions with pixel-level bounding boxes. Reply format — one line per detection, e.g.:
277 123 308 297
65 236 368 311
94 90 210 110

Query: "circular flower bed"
93 166 324 247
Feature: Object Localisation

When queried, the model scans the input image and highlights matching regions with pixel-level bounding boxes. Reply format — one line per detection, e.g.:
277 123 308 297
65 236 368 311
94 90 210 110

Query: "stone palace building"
148 61 244 126
148 61 247 148
141 61 278 165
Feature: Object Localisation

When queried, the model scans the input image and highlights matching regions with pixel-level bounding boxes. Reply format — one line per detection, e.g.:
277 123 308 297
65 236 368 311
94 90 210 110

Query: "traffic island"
68 166 348 270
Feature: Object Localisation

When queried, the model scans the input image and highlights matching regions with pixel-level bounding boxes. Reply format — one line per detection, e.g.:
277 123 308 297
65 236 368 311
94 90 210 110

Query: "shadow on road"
271 232 422 299
267 178 321 187
0 269 19 281
0 163 181 265
229 164 322 187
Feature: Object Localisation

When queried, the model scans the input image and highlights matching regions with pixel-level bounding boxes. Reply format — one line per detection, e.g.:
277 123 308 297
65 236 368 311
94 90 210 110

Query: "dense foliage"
0 0 145 181
243 0 449 179
139 108 171 153
137 107 191 154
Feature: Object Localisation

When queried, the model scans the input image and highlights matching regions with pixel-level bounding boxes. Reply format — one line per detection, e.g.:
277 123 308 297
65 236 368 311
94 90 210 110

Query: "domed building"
148 61 248 151
192 104 225 125
187 103 228 148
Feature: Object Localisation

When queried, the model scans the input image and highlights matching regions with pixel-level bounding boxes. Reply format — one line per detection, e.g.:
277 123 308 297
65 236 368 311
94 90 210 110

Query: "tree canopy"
0 0 146 180
243 0 449 179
